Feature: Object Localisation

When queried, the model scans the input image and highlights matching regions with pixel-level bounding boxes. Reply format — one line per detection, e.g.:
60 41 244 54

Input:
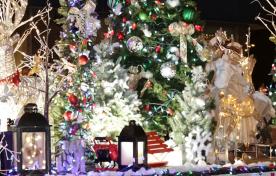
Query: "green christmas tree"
269 58 276 125
51 0 101 143
51 0 143 146
108 0 208 136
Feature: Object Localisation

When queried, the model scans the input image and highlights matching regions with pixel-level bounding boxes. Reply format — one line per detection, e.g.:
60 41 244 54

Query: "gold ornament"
127 65 142 90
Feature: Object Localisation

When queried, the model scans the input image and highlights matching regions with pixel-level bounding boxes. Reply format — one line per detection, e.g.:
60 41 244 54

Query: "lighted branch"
0 133 20 174
17 1 69 118
252 0 276 37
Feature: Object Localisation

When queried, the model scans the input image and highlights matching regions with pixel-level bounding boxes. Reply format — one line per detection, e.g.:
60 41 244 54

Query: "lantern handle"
129 120 136 126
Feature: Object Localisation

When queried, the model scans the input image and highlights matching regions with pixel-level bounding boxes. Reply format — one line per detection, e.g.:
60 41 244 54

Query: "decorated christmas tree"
51 0 101 143
268 58 276 125
51 0 143 145
108 0 208 137
88 40 143 139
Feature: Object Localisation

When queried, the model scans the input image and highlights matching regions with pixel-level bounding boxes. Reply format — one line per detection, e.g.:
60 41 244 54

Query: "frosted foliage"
169 66 214 164
89 60 142 139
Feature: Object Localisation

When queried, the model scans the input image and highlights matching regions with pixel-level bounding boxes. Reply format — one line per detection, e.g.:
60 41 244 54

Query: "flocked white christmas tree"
88 40 142 139
169 66 214 165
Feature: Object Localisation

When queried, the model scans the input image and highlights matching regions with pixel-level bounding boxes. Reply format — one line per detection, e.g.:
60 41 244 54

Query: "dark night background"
26 0 275 89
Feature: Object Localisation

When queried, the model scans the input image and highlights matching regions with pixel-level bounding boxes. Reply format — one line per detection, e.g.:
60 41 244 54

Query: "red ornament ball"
125 0 131 5
117 32 124 40
151 14 157 21
122 17 127 23
155 45 161 53
82 39 88 46
195 25 203 32
78 55 89 65
131 23 137 30
63 111 73 121
144 104 152 112
68 94 78 105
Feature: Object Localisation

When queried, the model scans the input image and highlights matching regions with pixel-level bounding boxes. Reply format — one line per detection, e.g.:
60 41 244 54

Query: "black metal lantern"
118 120 147 170
16 103 51 175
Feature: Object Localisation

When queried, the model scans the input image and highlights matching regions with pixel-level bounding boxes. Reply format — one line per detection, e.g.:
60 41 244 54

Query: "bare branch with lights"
253 0 276 39
16 1 72 119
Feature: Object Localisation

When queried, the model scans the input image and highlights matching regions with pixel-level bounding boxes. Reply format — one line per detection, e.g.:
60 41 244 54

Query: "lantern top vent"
119 120 146 141
17 103 49 127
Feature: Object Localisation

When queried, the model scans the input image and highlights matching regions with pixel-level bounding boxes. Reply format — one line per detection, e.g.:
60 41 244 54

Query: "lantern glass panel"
21 132 46 170
138 142 144 164
121 142 133 165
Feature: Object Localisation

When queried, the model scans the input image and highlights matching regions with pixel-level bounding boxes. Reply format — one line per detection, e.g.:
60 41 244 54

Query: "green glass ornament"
139 12 148 21
182 6 196 23
143 60 152 70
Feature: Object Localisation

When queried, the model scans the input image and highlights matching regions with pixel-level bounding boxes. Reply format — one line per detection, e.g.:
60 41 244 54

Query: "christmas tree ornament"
142 60 153 70
69 43 77 53
82 0 96 14
68 94 78 105
195 24 203 32
117 32 124 40
168 22 195 63
64 111 74 121
155 45 162 53
150 14 157 21
142 25 152 37
160 62 176 79
78 55 89 65
139 12 148 21
155 0 162 4
122 17 127 23
128 65 142 90
144 104 152 112
182 6 197 23
131 23 137 30
82 39 88 46
80 82 89 92
126 36 143 52
166 47 180 62
140 79 153 97
166 0 180 8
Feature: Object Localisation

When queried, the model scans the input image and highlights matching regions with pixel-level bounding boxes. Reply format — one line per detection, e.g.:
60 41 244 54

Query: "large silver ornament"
126 36 143 53
166 0 180 8
160 62 176 79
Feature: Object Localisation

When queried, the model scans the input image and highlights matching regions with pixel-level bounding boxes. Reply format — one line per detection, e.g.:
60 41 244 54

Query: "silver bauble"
166 0 180 8
126 36 143 53
160 62 176 79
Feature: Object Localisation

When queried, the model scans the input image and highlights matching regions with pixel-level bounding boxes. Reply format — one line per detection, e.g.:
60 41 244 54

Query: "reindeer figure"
0 0 51 81
0 0 28 80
